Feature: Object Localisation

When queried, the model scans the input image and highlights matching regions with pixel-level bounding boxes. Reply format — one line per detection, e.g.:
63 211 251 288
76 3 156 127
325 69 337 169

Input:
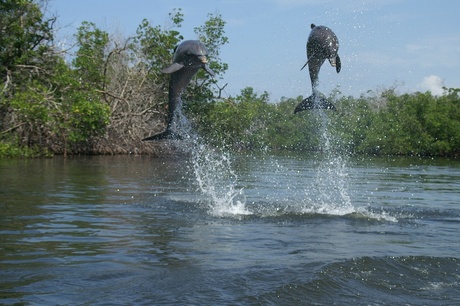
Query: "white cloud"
418 75 445 96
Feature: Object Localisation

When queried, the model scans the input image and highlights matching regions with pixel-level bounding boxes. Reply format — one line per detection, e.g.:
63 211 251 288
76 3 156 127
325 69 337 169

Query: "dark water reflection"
1 155 459 305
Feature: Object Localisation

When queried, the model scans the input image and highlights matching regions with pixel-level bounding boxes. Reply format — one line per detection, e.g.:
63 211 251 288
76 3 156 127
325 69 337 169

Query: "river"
1 151 459 305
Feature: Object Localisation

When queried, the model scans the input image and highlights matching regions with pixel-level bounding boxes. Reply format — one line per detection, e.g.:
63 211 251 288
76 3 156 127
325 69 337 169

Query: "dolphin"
294 23 341 113
143 40 215 141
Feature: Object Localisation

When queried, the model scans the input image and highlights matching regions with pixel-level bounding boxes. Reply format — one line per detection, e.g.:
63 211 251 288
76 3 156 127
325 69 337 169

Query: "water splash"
169 101 193 138
170 108 251 217
301 97 354 215
191 143 250 216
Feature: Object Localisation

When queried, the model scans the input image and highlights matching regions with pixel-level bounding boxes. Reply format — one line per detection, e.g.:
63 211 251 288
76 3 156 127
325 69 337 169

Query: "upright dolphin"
143 40 215 141
295 23 341 113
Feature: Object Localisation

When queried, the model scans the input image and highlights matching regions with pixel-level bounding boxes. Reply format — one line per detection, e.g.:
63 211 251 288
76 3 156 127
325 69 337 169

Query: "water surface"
1 154 459 305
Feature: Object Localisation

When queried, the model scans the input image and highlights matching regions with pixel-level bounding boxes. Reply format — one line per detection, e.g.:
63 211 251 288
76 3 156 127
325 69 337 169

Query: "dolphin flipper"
335 55 341 73
327 55 341 73
161 63 184 74
300 60 309 71
300 53 316 71
203 64 215 76
294 93 336 113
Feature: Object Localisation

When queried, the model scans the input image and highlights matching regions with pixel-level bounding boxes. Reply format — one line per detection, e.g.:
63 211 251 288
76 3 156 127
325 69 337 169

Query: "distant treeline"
189 87 460 157
1 1 459 157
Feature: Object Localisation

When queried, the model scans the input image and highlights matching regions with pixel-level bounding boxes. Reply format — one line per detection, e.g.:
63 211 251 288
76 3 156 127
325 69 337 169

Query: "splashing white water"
301 98 354 215
166 99 396 221
171 108 251 217
169 102 194 140
191 143 251 216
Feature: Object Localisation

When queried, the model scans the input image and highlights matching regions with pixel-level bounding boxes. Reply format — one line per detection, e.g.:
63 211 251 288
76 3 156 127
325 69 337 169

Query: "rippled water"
1 153 459 305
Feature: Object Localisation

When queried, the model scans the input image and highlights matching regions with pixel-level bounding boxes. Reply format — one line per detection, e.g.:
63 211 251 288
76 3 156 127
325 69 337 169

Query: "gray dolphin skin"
295 23 341 113
143 40 215 141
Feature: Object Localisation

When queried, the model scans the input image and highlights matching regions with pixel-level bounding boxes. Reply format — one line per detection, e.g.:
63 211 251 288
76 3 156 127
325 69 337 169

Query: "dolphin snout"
328 57 337 67
198 55 208 64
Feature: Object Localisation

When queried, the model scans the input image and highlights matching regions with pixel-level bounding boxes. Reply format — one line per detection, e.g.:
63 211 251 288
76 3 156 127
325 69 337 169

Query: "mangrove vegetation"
1 0 459 157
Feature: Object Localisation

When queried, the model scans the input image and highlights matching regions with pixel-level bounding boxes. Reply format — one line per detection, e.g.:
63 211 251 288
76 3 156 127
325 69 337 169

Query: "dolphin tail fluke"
294 93 336 113
142 130 182 141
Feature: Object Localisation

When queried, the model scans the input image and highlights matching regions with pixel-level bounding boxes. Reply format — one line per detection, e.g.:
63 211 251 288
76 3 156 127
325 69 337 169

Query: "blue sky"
49 0 460 101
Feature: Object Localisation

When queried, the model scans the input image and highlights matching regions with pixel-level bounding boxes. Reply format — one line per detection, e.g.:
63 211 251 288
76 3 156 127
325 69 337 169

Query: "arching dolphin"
143 40 215 140
295 23 341 113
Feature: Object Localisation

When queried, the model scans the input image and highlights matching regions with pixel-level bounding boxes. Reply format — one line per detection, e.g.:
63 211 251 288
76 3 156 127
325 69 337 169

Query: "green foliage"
328 94 375 154
188 86 460 157
49 55 110 156
356 89 460 156
189 87 319 151
1 2 110 157
0 139 52 158
10 81 49 123
67 96 110 142
0 0 55 95
263 96 320 151
66 23 111 144
134 8 184 75
190 87 270 149
4 56 110 156
73 21 109 89
1 2 459 158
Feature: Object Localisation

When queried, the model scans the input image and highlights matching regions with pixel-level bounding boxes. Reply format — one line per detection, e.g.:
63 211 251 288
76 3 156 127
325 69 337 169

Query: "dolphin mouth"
328 57 337 67
197 55 215 76
198 55 208 64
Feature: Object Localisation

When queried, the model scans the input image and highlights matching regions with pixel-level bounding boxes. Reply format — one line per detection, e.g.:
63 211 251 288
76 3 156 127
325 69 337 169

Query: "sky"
48 0 460 101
